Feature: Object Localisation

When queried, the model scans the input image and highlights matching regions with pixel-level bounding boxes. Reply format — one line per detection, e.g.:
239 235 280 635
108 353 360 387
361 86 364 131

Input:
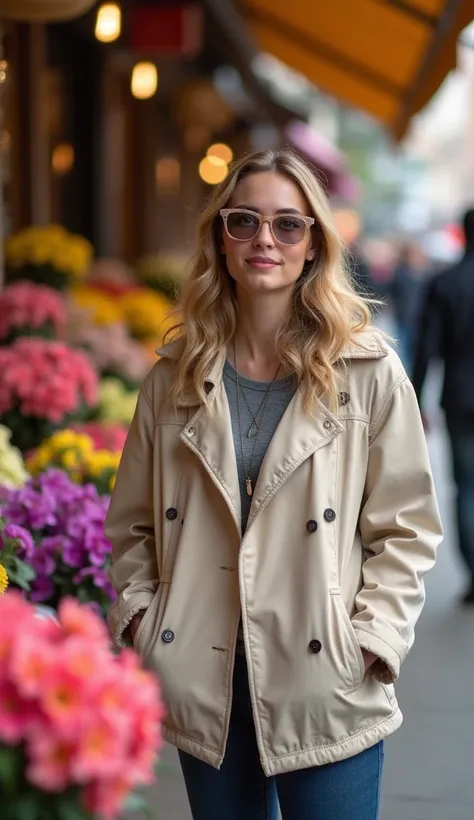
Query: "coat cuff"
107 592 155 648
353 629 402 684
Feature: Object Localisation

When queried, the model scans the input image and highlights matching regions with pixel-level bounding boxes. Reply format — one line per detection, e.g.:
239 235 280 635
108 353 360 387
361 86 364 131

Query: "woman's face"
220 171 315 297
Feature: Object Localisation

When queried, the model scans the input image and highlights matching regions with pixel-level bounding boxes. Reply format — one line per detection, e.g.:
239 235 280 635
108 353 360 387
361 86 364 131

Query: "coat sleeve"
105 378 158 648
353 373 443 683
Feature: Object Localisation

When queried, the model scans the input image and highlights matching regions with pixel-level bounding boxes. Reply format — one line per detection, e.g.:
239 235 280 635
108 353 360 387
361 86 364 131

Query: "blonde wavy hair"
168 148 373 412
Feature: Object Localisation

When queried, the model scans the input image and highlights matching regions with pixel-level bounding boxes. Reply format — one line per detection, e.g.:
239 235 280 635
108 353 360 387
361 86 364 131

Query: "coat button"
161 629 175 643
309 639 322 654
188 427 195 436
324 508 336 522
166 507 178 520
306 519 318 533
323 419 332 429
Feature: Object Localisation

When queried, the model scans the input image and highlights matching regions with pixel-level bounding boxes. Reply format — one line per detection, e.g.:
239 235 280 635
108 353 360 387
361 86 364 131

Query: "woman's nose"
253 220 274 247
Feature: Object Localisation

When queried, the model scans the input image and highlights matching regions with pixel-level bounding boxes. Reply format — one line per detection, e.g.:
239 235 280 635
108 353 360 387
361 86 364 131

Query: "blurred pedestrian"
106 149 442 820
389 243 426 374
413 208 474 605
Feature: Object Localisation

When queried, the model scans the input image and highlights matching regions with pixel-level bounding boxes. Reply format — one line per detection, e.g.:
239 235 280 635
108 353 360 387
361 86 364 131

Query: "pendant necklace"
233 340 281 497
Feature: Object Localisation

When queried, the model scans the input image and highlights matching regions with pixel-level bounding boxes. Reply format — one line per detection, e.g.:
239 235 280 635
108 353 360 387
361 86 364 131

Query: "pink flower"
0 281 67 340
0 592 164 817
27 732 76 792
39 662 86 736
72 714 125 782
0 679 36 743
82 775 136 820
0 339 98 425
57 597 110 647
10 632 55 698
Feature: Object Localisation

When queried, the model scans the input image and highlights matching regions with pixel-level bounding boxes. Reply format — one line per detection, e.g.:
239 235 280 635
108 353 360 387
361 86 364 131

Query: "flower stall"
0 224 181 625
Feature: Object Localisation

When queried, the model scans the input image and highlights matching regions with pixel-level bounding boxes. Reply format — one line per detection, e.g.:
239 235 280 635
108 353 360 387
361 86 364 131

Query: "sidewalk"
128 391 474 819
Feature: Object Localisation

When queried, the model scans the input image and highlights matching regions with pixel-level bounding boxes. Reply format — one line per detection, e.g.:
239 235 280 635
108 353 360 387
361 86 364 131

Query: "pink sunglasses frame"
220 208 315 246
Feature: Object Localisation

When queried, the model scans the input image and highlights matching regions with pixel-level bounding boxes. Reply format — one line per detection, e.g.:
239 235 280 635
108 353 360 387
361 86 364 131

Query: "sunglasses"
220 208 315 247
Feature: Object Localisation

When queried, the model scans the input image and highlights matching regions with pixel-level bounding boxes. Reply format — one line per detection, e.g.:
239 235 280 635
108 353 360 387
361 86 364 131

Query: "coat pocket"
332 592 366 691
134 581 168 657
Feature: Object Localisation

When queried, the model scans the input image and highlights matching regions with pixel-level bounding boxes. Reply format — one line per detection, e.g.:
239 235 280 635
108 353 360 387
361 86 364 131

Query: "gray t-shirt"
223 360 297 532
223 361 296 653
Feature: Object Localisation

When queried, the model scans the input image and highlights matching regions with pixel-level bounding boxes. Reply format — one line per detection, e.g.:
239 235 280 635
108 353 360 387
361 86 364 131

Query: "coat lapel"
178 352 242 536
246 388 343 529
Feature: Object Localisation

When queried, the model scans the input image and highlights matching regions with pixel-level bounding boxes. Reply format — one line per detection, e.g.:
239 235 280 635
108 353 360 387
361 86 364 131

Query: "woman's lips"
246 257 280 270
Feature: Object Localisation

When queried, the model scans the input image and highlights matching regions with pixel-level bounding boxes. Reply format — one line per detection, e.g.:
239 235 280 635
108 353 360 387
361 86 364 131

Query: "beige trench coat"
106 331 442 776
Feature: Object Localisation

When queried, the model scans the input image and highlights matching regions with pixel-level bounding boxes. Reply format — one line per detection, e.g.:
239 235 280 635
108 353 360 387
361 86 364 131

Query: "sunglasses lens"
226 212 260 240
273 216 307 245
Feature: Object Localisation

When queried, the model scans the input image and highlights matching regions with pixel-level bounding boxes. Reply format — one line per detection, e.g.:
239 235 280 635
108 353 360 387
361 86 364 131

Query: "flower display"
0 281 67 343
0 469 115 612
86 256 138 297
67 314 151 387
0 517 36 593
0 592 164 820
0 339 98 452
5 224 93 289
0 425 28 489
27 429 121 495
99 378 139 425
72 421 128 452
120 287 175 341
136 252 185 300
71 286 123 326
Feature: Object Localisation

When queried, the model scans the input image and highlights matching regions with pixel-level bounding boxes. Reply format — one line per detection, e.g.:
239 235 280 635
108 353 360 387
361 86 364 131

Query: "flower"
0 469 115 611
67 312 152 386
27 429 122 496
71 287 123 326
0 339 98 451
5 224 93 286
0 591 164 818
0 281 67 341
0 562 8 594
2 524 34 561
99 378 139 425
120 287 174 341
0 425 28 488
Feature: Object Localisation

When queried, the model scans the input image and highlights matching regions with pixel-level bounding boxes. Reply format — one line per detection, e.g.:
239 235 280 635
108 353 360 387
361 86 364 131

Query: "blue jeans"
179 653 384 820
446 412 474 581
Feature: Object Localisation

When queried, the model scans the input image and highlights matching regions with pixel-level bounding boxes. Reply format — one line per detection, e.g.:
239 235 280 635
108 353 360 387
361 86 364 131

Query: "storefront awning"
285 120 360 201
239 0 474 140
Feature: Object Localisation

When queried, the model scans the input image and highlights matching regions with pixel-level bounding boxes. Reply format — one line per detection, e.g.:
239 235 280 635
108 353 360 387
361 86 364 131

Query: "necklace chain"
233 340 281 497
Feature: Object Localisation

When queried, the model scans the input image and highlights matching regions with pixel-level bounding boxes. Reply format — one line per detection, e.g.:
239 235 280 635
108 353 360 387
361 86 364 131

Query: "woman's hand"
361 648 378 671
129 612 145 642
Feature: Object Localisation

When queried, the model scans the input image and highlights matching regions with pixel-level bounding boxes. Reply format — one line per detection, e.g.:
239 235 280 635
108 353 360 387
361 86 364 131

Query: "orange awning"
239 0 474 139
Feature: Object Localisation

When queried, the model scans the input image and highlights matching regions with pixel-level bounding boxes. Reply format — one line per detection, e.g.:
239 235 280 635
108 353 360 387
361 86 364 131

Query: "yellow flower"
0 425 28 488
61 449 85 472
73 287 123 326
0 564 8 595
99 379 138 424
120 289 173 340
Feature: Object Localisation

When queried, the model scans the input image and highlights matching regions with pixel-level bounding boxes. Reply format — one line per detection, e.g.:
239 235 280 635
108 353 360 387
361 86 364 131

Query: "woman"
106 149 442 820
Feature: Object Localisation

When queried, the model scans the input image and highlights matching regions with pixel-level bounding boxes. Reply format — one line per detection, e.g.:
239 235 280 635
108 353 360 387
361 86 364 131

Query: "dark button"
324 508 336 522
166 507 178 521
161 629 175 644
309 639 322 654
306 519 318 533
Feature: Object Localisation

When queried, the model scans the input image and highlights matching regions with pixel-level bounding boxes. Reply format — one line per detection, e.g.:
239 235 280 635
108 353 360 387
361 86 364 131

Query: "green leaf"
13 794 40 820
0 745 21 792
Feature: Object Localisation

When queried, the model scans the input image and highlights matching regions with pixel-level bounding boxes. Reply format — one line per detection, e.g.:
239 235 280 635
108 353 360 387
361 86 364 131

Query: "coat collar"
156 329 388 406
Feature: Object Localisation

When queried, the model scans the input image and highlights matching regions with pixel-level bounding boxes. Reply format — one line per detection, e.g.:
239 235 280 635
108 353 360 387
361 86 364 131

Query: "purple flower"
14 486 57 530
36 468 82 504
62 541 86 569
3 524 35 561
31 549 56 576
29 575 55 603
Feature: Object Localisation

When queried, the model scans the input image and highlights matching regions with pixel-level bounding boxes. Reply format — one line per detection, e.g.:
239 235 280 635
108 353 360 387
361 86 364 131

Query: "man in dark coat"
413 209 474 605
